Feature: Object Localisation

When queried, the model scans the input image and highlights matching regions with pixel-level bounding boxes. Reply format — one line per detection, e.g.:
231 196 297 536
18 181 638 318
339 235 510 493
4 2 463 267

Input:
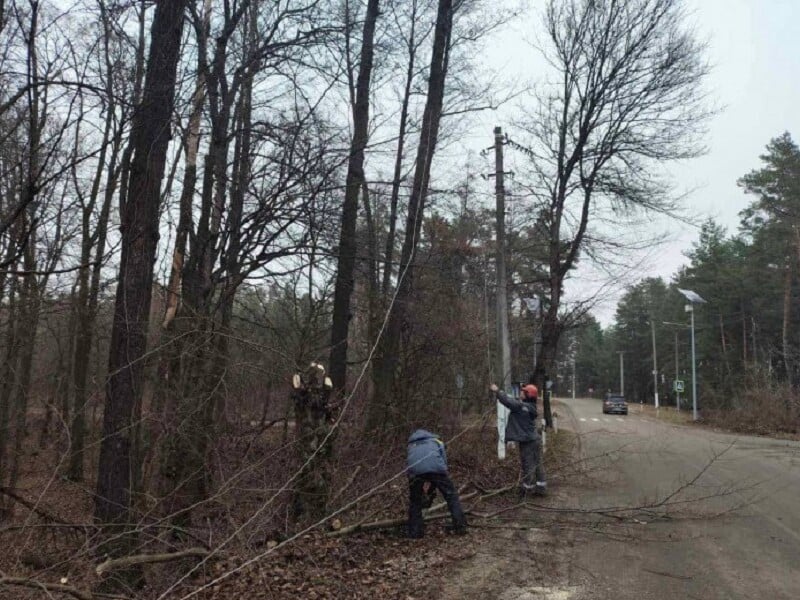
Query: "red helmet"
522 384 538 399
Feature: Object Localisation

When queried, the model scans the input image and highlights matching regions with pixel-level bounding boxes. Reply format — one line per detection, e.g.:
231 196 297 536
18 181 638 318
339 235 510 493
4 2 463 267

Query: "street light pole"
678 288 706 422
617 351 625 396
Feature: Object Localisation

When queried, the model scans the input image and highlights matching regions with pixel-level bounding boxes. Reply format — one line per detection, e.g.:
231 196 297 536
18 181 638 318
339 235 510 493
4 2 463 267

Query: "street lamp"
677 288 706 421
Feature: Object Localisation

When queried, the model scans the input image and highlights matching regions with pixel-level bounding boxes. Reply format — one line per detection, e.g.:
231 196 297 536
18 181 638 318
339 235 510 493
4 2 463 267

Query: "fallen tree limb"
0 575 94 600
327 484 515 538
96 547 210 576
0 486 69 524
327 506 455 537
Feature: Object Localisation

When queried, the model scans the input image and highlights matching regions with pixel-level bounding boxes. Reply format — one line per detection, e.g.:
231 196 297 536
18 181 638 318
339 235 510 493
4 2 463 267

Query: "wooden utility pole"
494 127 511 388
675 330 680 410
651 318 659 408
493 127 511 459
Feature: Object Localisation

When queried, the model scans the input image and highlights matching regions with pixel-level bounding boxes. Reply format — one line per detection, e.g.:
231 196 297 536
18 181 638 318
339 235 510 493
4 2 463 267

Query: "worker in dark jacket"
406 429 467 538
490 383 547 496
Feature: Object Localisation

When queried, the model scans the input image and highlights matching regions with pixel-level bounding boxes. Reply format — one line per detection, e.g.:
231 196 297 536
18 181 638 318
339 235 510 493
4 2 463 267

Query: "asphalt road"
557 396 800 600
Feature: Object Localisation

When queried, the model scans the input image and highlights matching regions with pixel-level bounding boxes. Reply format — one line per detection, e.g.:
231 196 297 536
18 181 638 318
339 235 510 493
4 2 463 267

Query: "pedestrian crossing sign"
673 380 685 393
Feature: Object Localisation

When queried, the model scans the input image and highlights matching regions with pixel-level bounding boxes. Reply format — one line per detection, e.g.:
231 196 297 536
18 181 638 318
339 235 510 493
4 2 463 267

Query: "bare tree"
67 0 132 482
157 0 336 527
518 0 711 426
329 0 381 396
94 0 188 588
371 0 454 425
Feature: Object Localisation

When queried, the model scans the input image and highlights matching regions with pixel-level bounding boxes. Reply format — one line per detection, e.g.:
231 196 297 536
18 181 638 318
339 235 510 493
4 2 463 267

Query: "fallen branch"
95 547 209 576
0 575 94 600
327 484 515 538
327 505 457 537
0 486 69 524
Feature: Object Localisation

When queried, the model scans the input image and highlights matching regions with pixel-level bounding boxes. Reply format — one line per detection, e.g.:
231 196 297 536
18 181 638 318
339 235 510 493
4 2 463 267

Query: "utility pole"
492 126 511 459
690 304 698 420
651 319 659 408
674 330 680 410
618 351 625 396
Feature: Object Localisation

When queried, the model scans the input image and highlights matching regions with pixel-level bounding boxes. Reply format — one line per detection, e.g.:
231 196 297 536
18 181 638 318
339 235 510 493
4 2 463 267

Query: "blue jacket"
406 429 448 475
495 390 538 443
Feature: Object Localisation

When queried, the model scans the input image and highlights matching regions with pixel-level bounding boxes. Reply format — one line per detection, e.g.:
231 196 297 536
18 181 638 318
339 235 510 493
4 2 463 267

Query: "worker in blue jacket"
490 383 547 496
406 429 466 538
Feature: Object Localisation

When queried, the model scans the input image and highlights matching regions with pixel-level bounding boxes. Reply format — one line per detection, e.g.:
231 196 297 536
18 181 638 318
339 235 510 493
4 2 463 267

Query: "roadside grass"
631 402 694 425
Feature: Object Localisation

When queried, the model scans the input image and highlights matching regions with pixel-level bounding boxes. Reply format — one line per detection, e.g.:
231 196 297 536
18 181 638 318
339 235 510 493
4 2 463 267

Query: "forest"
569 133 800 435
3 0 789 597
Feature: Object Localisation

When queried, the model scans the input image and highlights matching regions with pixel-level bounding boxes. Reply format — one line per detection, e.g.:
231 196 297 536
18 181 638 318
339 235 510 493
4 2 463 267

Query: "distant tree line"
569 133 800 426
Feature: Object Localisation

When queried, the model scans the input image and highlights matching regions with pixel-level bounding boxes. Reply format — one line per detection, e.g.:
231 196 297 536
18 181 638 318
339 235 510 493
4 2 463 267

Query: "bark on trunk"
94 0 186 589
291 368 334 520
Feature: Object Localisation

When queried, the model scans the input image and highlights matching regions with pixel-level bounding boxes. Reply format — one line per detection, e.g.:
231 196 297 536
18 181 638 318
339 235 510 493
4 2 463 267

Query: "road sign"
673 380 685 393
523 296 540 314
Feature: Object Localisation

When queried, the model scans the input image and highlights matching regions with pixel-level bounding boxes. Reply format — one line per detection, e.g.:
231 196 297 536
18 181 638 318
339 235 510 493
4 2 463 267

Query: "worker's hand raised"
489 383 499 393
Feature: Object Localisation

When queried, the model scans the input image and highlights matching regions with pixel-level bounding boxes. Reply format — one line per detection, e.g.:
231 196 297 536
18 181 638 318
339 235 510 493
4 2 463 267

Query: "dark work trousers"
408 473 466 537
519 436 545 488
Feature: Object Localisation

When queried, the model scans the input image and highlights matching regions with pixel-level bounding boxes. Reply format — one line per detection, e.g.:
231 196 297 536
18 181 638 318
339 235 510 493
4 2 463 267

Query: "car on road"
602 395 628 415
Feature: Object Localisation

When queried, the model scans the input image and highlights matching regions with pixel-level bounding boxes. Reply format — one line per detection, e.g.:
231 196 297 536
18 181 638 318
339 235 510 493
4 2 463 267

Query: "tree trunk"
68 43 119 480
158 0 252 528
7 221 40 495
116 0 147 217
329 0 381 395
291 368 334 520
0 247 20 486
371 0 454 427
535 288 560 429
361 182 380 347
94 0 186 589
741 305 748 365
381 0 418 296
782 259 793 389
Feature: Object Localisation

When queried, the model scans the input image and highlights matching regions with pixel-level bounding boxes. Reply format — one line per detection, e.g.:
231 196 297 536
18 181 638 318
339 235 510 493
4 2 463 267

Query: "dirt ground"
0 414 579 599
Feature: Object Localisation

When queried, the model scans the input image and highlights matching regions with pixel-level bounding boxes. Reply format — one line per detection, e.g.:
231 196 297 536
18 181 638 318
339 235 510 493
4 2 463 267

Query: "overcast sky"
466 0 800 324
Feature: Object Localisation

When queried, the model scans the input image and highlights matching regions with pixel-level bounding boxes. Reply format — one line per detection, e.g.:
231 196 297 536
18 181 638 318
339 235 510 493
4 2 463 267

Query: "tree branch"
95 547 210 576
